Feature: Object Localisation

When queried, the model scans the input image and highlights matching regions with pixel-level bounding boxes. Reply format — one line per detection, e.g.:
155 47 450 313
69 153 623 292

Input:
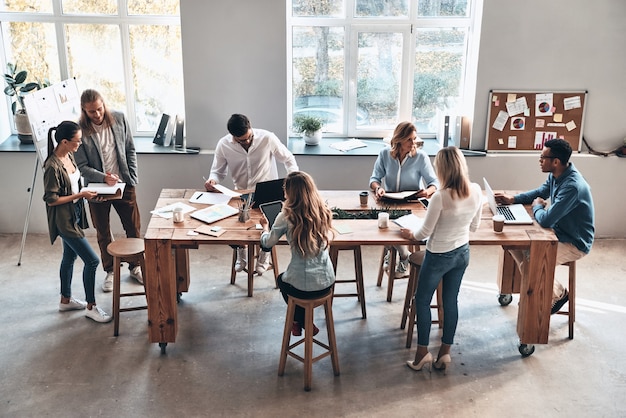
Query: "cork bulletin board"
485 90 587 152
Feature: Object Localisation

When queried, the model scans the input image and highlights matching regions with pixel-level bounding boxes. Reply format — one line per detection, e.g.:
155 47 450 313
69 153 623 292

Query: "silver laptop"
483 178 534 225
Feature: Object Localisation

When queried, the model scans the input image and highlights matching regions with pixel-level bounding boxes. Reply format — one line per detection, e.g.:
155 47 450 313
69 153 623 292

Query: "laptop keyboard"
497 206 515 221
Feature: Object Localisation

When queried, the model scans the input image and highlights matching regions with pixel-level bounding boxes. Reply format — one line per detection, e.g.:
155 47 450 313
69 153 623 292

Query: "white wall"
1 0 625 239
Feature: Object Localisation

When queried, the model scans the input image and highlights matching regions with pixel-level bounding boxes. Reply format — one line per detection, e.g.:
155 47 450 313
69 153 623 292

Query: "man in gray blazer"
75 89 142 292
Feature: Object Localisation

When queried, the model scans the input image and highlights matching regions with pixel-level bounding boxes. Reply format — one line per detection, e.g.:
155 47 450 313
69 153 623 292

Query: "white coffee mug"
378 212 389 229
173 207 184 223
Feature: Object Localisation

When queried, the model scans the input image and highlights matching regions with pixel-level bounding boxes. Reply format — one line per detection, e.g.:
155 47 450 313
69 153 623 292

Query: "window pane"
128 0 179 16
418 0 469 17
0 0 52 13
129 24 184 131
65 24 125 112
292 0 343 18
292 26 345 133
357 32 403 130
355 0 408 17
412 28 466 133
61 0 116 15
1 22 60 85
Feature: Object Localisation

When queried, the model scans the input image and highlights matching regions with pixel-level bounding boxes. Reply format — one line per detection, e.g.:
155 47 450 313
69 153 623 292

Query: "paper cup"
492 214 505 233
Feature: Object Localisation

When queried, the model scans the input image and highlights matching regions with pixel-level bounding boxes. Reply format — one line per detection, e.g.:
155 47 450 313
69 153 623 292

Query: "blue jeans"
59 234 100 304
415 243 470 346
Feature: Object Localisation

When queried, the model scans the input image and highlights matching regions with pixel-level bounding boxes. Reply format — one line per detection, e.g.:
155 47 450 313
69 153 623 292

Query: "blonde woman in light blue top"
369 121 439 275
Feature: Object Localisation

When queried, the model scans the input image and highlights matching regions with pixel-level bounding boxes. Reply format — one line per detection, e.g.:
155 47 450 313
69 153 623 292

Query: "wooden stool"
329 245 366 319
403 251 444 348
278 290 340 391
556 261 576 339
106 238 147 337
230 245 280 295
376 246 416 302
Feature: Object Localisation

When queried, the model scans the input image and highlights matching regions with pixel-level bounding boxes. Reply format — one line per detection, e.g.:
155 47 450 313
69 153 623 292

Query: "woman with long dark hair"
43 120 112 323
260 171 335 336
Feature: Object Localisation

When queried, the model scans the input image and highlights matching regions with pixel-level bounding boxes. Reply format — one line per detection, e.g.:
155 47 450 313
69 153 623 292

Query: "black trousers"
276 273 333 326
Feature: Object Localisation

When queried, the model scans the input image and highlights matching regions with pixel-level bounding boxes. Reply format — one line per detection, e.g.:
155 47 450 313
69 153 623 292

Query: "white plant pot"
303 129 321 146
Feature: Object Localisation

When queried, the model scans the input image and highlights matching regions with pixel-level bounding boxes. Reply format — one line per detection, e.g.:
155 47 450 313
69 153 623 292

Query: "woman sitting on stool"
260 171 335 336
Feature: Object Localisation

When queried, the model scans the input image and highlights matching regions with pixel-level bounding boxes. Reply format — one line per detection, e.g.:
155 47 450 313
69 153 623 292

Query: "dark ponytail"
45 120 81 161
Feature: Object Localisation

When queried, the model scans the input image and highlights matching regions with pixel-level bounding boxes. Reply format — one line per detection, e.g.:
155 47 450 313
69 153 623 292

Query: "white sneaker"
102 271 114 292
59 297 87 312
130 265 143 285
395 256 410 278
85 305 113 323
382 250 390 272
235 247 247 272
256 250 271 275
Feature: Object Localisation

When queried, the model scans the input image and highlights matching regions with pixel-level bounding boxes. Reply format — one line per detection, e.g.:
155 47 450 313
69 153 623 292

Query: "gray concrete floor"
1 233 625 417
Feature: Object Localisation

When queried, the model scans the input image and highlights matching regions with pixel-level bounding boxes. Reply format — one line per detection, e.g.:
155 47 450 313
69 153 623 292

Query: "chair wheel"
498 293 513 306
518 343 535 357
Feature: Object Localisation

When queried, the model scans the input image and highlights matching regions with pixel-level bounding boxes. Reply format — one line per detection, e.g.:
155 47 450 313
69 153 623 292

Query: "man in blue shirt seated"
495 138 595 314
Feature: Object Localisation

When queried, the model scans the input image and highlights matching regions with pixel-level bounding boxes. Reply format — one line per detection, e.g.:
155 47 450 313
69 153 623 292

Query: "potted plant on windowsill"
3 62 47 144
292 114 323 146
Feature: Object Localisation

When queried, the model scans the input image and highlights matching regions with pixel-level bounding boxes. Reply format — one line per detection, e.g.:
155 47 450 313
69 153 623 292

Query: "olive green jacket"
42 153 89 245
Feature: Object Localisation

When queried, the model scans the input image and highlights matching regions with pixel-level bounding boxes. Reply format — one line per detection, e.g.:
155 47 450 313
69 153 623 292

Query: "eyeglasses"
233 132 254 143
539 155 556 161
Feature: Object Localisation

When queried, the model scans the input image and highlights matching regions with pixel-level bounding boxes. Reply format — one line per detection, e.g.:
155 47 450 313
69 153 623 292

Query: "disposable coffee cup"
492 214 505 233
359 191 369 206
378 212 389 229
173 207 184 223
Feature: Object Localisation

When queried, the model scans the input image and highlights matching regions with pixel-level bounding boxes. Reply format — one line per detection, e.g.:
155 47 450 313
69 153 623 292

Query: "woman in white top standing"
400 146 482 373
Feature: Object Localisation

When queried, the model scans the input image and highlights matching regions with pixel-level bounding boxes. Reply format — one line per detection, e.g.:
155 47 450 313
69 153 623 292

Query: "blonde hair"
434 147 471 199
282 171 334 258
390 121 418 160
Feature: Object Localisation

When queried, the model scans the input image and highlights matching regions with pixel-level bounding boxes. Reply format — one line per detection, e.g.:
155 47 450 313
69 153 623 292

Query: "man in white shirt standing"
204 113 299 274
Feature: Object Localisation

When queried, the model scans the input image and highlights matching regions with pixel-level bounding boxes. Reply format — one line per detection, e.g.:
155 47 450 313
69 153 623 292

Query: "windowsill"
287 136 486 157
0 135 200 154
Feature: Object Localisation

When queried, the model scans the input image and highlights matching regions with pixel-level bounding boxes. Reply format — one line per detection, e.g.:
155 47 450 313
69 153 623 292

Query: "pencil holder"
238 208 250 223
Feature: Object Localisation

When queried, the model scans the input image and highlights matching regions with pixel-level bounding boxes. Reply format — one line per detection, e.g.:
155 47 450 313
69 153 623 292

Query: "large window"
288 0 481 138
1 0 183 135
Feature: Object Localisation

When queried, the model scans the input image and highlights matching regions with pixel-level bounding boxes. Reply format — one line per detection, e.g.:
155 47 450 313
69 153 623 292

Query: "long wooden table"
144 189 557 354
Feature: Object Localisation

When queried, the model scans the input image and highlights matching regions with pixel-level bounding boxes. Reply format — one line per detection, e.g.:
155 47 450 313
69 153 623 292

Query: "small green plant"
3 62 47 115
292 114 323 135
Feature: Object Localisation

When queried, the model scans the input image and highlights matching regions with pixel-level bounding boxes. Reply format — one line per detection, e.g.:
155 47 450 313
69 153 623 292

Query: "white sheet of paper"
392 214 425 230
213 184 241 197
151 202 197 219
492 110 508 132
190 191 232 205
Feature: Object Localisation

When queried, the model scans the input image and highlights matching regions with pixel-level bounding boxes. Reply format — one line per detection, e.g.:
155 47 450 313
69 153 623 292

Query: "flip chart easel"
18 78 81 265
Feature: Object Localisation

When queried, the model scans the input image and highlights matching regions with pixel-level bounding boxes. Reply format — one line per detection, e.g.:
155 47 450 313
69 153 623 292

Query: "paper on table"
392 214 425 230
190 191 232 205
213 184 241 197
329 138 367 152
151 201 197 219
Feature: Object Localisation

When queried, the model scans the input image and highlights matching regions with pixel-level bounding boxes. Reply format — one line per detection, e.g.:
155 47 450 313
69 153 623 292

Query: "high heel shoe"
433 354 451 374
406 352 433 373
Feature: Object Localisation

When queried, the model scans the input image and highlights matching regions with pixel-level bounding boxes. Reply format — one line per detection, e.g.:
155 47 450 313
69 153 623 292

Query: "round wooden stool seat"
107 238 145 258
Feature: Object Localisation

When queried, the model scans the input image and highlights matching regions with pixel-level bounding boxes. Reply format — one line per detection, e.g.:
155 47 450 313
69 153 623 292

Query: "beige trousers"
509 242 585 303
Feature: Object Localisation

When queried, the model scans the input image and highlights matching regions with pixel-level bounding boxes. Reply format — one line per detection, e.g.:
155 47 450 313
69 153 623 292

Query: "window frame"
0 0 182 137
287 0 481 139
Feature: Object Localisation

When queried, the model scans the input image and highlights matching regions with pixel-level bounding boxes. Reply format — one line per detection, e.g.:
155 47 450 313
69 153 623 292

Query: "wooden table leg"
144 238 178 348
516 233 557 345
